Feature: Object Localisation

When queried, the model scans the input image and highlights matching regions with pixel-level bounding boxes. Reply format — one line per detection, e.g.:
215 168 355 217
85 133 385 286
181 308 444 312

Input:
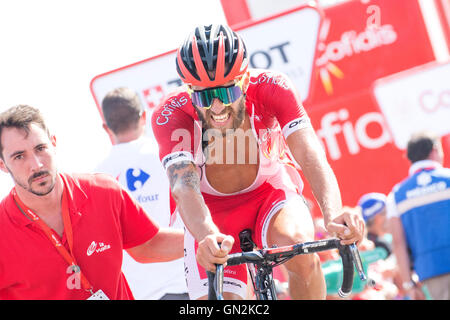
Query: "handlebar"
207 263 225 300
208 238 367 299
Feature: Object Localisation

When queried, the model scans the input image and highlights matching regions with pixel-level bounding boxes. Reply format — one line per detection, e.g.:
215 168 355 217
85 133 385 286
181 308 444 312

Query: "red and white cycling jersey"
151 68 312 202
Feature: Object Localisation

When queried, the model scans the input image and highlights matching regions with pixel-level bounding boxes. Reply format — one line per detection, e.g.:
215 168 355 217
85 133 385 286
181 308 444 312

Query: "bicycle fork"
246 262 277 300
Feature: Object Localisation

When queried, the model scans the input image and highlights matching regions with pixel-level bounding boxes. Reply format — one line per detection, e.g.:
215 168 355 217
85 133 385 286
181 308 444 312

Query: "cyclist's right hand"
196 233 235 272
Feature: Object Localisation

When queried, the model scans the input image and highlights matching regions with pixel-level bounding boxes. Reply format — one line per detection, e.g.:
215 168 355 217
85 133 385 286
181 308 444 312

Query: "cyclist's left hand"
325 209 365 245
196 233 234 272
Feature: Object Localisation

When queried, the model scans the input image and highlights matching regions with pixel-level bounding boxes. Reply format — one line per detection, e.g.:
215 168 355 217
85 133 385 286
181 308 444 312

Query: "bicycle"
207 229 368 300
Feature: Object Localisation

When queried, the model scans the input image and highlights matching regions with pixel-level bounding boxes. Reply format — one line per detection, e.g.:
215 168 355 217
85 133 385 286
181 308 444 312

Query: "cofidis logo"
315 10 398 95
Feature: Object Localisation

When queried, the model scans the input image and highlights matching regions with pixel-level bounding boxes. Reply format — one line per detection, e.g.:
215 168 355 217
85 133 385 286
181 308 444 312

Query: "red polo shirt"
0 172 159 300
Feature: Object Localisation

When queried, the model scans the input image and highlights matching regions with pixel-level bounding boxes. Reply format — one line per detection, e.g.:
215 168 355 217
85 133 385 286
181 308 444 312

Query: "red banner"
303 89 410 215
307 0 435 105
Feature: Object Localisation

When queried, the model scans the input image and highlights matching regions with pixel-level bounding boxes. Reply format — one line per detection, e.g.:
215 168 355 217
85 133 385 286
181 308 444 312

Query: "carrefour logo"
126 168 150 191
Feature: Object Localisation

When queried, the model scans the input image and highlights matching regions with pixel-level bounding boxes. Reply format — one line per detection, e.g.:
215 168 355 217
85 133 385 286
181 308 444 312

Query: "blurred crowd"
314 197 409 300
274 130 450 300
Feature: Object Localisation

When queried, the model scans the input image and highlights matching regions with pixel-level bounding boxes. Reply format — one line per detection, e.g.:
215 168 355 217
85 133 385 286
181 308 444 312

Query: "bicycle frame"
247 256 277 300
241 229 277 300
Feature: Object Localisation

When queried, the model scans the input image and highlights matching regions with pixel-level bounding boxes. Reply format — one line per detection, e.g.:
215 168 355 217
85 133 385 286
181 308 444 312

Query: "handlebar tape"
337 245 355 298
206 271 217 300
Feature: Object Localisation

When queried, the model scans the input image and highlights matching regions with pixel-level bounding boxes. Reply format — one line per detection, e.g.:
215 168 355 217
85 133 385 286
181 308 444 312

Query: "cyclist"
151 24 364 300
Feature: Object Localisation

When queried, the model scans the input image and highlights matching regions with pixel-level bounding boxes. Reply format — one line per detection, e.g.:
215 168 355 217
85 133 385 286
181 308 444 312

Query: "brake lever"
349 243 367 281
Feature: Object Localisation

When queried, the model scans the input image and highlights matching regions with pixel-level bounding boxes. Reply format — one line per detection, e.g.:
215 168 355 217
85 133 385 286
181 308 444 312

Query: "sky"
0 0 228 197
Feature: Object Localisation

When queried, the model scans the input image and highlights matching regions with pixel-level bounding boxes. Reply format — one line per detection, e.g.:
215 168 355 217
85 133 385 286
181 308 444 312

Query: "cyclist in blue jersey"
387 131 450 300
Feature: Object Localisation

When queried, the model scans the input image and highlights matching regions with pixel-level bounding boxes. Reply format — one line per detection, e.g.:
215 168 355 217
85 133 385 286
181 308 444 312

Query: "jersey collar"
409 160 442 176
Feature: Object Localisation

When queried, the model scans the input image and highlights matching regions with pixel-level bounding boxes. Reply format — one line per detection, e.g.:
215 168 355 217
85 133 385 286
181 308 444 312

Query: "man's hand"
325 209 365 245
196 233 235 272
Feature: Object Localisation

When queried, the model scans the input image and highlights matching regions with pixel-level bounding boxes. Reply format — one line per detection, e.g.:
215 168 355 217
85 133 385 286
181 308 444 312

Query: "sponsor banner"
302 79 450 214
90 5 322 138
307 0 436 104
373 61 450 149
303 89 410 212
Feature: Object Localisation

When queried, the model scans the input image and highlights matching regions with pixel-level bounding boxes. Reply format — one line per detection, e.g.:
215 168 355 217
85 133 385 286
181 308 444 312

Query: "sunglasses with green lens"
188 79 244 109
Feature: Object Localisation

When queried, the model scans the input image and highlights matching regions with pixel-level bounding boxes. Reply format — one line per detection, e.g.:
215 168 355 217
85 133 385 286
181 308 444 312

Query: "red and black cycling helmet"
176 24 248 87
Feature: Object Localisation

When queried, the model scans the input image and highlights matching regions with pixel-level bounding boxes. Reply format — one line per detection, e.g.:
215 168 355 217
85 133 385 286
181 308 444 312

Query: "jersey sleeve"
119 187 160 249
108 176 160 249
249 70 312 139
86 173 160 249
151 92 197 171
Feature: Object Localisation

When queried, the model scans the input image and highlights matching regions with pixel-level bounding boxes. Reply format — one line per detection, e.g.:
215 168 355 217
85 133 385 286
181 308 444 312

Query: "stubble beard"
196 97 247 138
9 168 56 196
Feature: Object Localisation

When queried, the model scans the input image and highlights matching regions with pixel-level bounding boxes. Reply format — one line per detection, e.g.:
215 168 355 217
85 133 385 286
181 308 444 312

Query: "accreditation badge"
87 289 110 300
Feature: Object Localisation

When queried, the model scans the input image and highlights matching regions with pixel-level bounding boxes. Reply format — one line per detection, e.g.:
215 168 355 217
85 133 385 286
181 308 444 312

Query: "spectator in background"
0 105 183 299
95 87 188 300
358 193 391 257
387 131 450 300
357 193 401 300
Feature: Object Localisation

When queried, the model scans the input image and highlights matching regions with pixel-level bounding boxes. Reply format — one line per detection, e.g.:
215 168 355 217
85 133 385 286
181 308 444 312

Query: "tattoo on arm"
167 161 200 193
181 170 201 193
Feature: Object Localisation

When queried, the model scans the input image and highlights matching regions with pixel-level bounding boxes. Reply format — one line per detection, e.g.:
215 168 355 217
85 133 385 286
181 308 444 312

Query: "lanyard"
12 187 94 294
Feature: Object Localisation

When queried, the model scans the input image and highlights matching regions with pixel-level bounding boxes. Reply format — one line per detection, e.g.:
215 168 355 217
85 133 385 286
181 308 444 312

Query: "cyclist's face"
192 80 246 134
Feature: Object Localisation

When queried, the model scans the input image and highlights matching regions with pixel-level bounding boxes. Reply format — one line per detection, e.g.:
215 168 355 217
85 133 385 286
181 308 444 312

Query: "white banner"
90 5 322 138
373 61 450 149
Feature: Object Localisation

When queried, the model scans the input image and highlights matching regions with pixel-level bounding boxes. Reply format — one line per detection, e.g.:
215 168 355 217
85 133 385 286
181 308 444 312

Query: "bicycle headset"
176 24 249 87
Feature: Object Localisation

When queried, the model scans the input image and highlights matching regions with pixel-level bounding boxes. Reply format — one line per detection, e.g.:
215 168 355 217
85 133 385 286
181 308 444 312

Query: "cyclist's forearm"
286 128 343 222
167 161 220 241
304 164 342 223
175 188 220 240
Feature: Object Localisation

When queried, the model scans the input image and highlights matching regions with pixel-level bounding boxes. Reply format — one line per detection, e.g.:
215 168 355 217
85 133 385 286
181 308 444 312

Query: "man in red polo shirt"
0 105 184 300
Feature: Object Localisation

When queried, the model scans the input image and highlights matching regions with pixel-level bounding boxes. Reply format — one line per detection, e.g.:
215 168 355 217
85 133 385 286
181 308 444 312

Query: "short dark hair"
406 131 440 163
101 87 143 135
0 105 50 159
